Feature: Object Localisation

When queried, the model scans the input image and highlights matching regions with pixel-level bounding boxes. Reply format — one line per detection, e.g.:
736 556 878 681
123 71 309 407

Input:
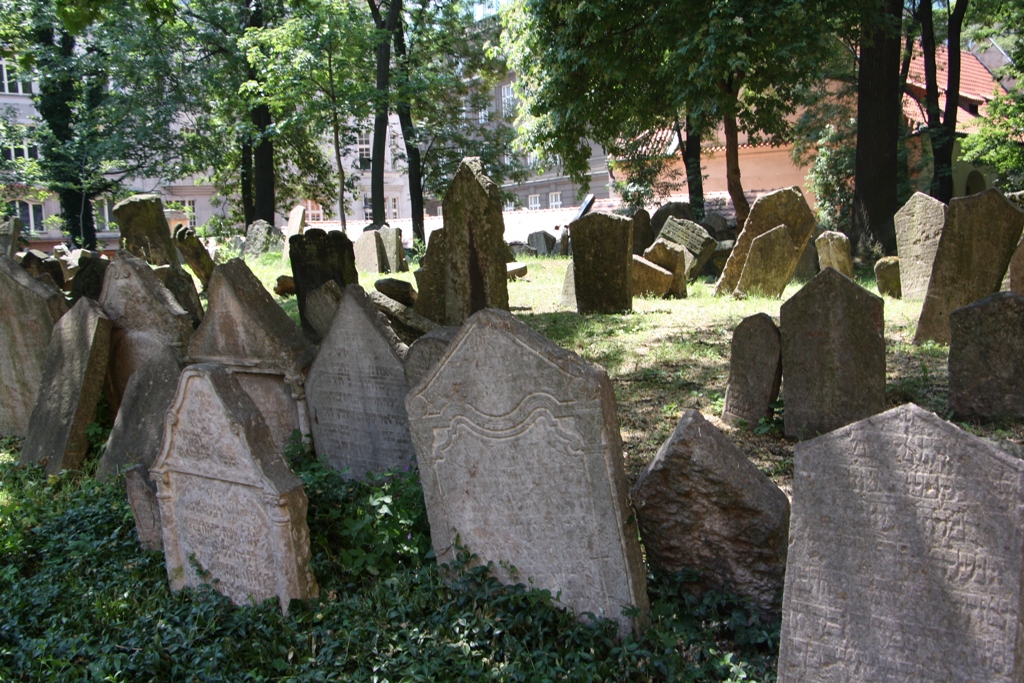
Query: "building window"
549 192 561 209
2 126 38 161
387 196 399 220
184 200 197 228
302 199 323 222
363 196 373 221
93 197 115 231
528 194 541 211
11 200 44 232
501 84 515 117
477 107 488 123
0 60 32 95
357 132 371 170
436 206 443 217
504 199 516 211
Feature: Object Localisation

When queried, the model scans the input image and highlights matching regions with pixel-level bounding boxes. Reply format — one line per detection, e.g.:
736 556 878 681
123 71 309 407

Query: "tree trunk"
937 0 969 202
679 116 705 222
392 18 425 242
368 0 403 227
58 188 97 250
331 112 348 232
252 103 275 224
851 0 902 254
721 111 749 229
241 140 255 229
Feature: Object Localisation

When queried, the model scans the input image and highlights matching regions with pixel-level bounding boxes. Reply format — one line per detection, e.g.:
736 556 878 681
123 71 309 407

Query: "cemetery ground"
2 252 1022 682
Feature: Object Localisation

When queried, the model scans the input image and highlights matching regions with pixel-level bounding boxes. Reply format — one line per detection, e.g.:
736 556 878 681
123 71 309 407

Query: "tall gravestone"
281 204 306 264
173 225 215 290
379 226 408 273
288 228 358 340
151 363 318 613
306 285 414 478
734 225 801 298
631 209 655 256
722 313 782 428
0 255 68 436
569 212 633 314
406 309 649 638
20 298 111 473
894 191 946 300
915 189 1024 344
353 230 386 274
781 268 885 438
715 187 816 296
778 404 1024 682
305 279 344 341
412 228 447 324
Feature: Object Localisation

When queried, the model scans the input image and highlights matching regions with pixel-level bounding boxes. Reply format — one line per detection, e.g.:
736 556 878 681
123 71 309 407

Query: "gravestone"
20 249 65 289
949 291 1024 420
375 277 416 306
406 308 649 638
69 251 108 302
722 313 782 428
715 187 816 296
20 298 111 473
305 279 343 341
778 404 1024 682
915 189 1024 344
632 255 672 297
632 410 789 616
379 226 408 272
706 240 734 276
559 229 571 256
99 252 193 415
353 229 386 273
509 242 536 258
242 219 284 258
151 363 318 613
643 238 690 298
659 217 717 279
368 289 438 345
734 225 800 298
701 212 730 240
781 268 886 438
289 228 358 340
0 216 21 257
507 262 528 280
126 465 163 551
436 157 510 325
791 225 824 282
306 285 415 478
173 225 215 290
0 255 69 436
404 326 459 389
815 230 854 278
528 230 558 256
631 209 655 256
113 194 178 267
1006 236 1023 292
569 212 633 314
559 262 576 308
281 204 305 264
188 259 315 453
894 191 946 300
651 201 694 236
97 345 182 481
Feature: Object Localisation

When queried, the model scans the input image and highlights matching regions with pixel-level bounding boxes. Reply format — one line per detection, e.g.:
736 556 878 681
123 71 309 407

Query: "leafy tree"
961 83 1024 191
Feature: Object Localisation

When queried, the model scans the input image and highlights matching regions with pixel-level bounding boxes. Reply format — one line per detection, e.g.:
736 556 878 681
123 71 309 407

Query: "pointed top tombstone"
894 191 947 300
113 194 177 267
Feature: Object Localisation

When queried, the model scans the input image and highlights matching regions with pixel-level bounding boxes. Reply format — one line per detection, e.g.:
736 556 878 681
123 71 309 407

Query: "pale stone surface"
792 225 824 282
528 230 557 256
405 326 459 389
815 230 854 278
949 291 1024 420
0 255 68 436
113 194 178 267
289 228 358 340
20 298 111 473
778 404 1024 682
651 201 694 235
99 252 193 416
659 217 717 279
406 308 649 638
781 268 886 438
715 187 816 296
242 220 284 258
734 225 800 298
151 363 318 613
0 216 22 257
412 228 447 324
126 464 162 551
21 250 65 289
374 277 416 306
632 410 789 615
306 285 415 478
173 225 215 290
643 238 690 298
161 265 205 330
559 262 575 308
874 256 902 298
354 230 386 274
569 212 633 314
631 209 655 256
379 226 408 273
368 290 439 345
281 204 305 264
507 262 528 280
894 191 946 300
722 313 781 428
97 345 182 481
915 189 1024 344
305 280 343 341
631 255 672 297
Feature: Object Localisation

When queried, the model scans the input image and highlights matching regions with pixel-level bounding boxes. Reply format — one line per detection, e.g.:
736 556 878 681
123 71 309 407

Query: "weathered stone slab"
632 409 789 615
126 464 162 551
568 212 633 314
526 230 556 256
715 187 816 296
369 290 438 345
734 225 800 298
354 230 386 274
791 225 824 282
915 189 1024 344
161 265 205 330
722 313 782 428
20 250 65 289
20 298 111 473
874 256 901 298
305 279 343 341
0 255 68 436
781 268 886 438
173 225 215 290
242 219 284 259
0 216 22 258
778 404 1024 682
70 253 109 302
559 262 575 308
701 212 729 240
509 242 536 258
113 194 178 267
406 308 649 638
151 363 318 613
631 209 655 256
507 262 528 280
281 204 305 264
815 230 854 278
659 217 717 279
306 285 415 478
1012 239 1024 294
379 226 408 273
632 255 672 297
412 228 447 325
949 291 1024 420
894 191 946 300
651 201 694 236
643 238 690 298
404 326 459 389
374 277 416 307
289 228 358 341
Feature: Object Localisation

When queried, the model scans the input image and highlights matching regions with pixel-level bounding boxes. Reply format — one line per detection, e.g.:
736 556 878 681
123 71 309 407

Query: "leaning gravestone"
791 225 824 282
242 219 284 259
368 290 438 345
281 204 306 264
406 309 649 638
559 262 576 308
778 404 1024 682
20 298 111 474
815 230 854 278
113 194 179 267
306 285 415 478
69 253 109 302
651 201 694 236
379 226 408 273
722 313 782 428
20 249 65 289
0 216 22 258
734 225 801 298
126 465 163 551
404 326 460 389
188 259 315 454
874 256 901 298
659 217 717 279
915 189 1024 345
412 228 447 324
305 279 343 341
353 229 386 274
528 230 558 256
715 187 816 296
173 225 215 290
569 212 633 314
375 277 416 306
643 238 690 298
0 255 68 436
894 191 946 300
289 228 358 340
1009 237 1024 293
632 410 789 616
151 363 318 613
781 268 885 438
949 291 1024 420
632 255 672 297
631 209 655 256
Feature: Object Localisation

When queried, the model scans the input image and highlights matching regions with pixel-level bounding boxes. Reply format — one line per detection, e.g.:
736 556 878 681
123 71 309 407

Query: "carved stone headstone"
715 187 816 296
0 255 68 436
151 363 318 613
643 238 690 298
412 228 447 324
915 189 1024 344
659 217 717 279
734 225 800 298
874 256 901 298
632 410 789 616
568 211 633 314
651 201 694 236
281 204 306 264
288 228 358 340
70 253 109 302
379 226 408 273
632 255 672 297
20 249 65 289
631 209 655 256
242 219 284 258
306 285 415 478
722 313 782 428
375 277 416 306
778 404 1024 682
353 230 386 274
113 194 178 267
781 268 885 438
0 216 22 258
815 230 854 279
404 326 459 389
894 191 946 300
368 290 438 345
305 279 343 341
173 225 215 290
528 230 558 256
126 464 163 551
406 309 649 638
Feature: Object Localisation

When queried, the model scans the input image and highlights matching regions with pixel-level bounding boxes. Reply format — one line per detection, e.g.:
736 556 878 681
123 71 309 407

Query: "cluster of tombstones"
5 158 1024 676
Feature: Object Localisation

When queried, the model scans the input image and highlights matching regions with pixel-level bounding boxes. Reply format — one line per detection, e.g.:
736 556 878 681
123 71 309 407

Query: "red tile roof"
903 42 1007 133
